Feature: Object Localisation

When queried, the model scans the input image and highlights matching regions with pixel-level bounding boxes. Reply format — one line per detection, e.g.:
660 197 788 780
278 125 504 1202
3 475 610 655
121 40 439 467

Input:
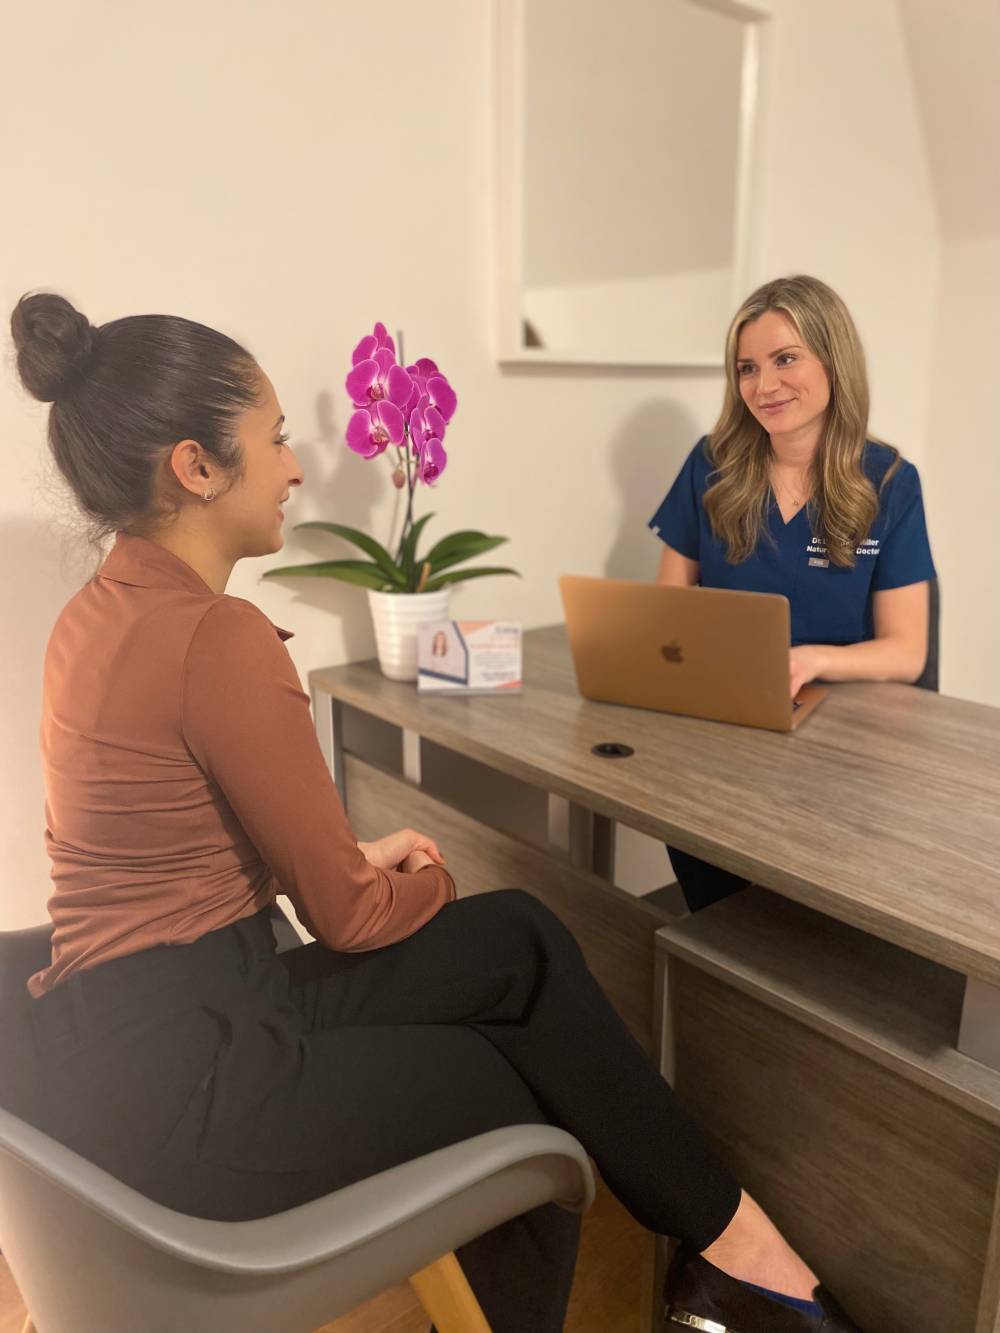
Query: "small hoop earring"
202 488 216 502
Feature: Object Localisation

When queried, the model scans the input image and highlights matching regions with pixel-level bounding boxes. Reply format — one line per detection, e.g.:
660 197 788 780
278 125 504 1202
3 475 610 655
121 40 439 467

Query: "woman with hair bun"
7 291 866 1332
651 275 935 913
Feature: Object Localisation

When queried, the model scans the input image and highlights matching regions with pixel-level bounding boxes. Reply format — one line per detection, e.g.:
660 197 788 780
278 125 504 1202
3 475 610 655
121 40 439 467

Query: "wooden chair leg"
409 1251 492 1333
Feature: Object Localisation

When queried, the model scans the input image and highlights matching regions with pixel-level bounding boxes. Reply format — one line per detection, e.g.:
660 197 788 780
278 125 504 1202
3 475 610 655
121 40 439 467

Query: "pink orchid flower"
417 436 447 485
405 356 458 424
351 321 395 365
346 322 412 412
410 395 448 484
345 400 405 458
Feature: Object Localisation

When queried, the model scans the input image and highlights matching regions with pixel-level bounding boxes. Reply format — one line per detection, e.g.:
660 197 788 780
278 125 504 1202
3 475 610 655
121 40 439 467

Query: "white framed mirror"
495 0 768 368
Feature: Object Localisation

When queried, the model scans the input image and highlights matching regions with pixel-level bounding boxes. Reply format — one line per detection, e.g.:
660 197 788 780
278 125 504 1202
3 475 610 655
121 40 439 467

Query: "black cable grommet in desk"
591 742 635 759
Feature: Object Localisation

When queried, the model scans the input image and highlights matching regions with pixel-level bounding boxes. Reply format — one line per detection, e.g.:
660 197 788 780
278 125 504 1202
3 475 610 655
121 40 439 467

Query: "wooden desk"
310 625 1000 1333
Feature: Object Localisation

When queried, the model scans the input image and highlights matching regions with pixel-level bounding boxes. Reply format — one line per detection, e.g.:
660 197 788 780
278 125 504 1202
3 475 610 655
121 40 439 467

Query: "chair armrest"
0 1110 594 1276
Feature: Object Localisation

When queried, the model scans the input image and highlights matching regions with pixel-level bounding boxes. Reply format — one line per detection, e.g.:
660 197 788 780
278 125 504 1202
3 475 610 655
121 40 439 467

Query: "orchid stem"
393 328 421 589
387 448 404 556
393 426 417 574
402 451 416 574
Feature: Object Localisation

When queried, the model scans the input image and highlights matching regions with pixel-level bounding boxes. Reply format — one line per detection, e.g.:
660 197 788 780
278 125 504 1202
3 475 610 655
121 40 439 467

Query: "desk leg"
641 938 676 1333
592 814 616 881
547 796 616 880
402 727 423 785
959 978 1000 1074
547 795 586 867
311 690 346 801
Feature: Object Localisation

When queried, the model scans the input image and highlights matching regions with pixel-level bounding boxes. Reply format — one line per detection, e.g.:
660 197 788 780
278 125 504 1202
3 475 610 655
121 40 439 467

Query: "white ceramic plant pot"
367 587 452 681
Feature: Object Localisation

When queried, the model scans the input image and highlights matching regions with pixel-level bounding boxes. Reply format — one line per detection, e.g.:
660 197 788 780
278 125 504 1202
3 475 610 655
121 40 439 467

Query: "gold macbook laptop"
559 575 827 733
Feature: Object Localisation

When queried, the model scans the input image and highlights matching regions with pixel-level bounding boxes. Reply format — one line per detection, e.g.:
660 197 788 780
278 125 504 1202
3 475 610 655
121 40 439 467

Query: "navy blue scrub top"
648 438 936 647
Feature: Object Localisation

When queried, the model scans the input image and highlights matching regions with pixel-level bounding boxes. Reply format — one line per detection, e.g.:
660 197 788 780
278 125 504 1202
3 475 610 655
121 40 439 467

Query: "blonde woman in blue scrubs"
650 274 935 911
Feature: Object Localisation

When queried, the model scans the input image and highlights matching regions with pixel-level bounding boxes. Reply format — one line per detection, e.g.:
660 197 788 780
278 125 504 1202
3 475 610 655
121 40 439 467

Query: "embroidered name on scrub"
807 537 881 567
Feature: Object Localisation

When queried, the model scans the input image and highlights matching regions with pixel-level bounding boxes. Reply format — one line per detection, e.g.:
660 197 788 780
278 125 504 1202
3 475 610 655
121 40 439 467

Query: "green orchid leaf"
421 566 520 592
424 532 509 575
427 536 510 576
262 559 394 590
293 522 403 585
424 529 498 563
400 512 436 589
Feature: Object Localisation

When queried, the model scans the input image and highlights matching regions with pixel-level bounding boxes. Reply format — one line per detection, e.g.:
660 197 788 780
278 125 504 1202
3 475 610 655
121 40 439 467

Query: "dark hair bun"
11 293 98 403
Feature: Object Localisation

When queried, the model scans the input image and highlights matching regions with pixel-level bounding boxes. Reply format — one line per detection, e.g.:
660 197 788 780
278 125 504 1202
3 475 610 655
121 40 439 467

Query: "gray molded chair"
914 577 940 693
0 925 595 1333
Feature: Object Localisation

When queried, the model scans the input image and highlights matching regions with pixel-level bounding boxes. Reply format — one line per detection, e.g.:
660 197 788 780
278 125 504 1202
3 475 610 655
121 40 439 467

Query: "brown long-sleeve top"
30 533 455 997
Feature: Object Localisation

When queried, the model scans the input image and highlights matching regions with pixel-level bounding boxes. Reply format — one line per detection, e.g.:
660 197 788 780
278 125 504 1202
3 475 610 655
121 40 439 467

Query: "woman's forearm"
810 636 926 684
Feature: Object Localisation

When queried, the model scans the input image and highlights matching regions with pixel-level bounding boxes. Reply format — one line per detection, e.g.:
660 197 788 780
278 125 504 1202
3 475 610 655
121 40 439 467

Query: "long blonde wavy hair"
703 275 898 569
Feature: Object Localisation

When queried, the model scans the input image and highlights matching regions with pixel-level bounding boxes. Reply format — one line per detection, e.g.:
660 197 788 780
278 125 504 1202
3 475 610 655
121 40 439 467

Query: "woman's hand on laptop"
358 828 446 872
789 645 828 699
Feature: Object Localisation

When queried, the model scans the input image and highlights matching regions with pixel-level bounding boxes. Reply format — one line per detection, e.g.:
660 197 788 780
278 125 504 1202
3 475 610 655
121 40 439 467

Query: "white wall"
921 235 1000 707
897 0 1000 708
0 0 968 923
897 0 1000 244
750 0 939 470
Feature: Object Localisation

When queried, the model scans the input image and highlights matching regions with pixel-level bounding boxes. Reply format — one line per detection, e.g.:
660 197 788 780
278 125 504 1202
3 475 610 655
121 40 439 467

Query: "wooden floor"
0 1175 646 1333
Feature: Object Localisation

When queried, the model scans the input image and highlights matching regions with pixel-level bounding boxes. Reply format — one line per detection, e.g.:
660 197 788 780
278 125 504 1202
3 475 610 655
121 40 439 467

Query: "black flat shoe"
665 1246 866 1332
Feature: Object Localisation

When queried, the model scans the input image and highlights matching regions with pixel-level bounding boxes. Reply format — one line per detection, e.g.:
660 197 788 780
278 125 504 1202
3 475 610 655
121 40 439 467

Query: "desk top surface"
311 625 1000 983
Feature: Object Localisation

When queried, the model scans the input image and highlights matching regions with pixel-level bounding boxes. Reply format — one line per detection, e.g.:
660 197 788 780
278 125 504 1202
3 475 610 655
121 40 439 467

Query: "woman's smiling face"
735 309 831 442
213 372 304 558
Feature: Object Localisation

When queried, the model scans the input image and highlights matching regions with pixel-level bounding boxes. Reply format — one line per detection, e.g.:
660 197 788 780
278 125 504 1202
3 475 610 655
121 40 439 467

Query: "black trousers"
18 890 741 1333
667 846 750 913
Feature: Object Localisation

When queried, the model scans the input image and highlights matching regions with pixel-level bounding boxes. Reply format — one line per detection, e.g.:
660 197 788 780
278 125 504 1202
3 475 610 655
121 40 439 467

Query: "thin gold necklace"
770 470 811 511
776 485 808 510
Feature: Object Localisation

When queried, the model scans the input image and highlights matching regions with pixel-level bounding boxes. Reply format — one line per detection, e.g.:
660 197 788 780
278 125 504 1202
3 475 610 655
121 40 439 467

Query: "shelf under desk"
657 889 1000 1333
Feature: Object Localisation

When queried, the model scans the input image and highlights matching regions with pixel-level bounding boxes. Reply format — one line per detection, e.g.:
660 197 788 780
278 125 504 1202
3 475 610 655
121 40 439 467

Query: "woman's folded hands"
358 827 447 874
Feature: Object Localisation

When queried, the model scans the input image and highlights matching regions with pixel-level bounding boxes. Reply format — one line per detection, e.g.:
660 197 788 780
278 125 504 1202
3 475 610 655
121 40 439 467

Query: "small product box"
417 621 522 694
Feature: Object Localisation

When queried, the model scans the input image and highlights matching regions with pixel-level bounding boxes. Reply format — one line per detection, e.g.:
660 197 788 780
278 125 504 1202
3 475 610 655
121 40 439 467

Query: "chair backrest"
0 925 53 1111
913 577 940 693
0 923 53 989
